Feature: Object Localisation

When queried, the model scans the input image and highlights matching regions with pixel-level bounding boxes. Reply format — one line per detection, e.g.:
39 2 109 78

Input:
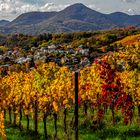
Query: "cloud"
126 8 139 15
0 0 139 21
0 0 69 13
0 1 97 16
127 8 135 14
128 8 134 12
0 0 37 14
87 4 101 12
40 3 69 11
122 0 136 3
88 4 96 9
0 0 68 20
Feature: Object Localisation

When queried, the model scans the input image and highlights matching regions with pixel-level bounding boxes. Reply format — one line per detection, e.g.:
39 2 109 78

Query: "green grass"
2 109 140 140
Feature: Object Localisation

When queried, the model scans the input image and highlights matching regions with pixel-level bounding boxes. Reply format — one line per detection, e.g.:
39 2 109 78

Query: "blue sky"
0 0 140 20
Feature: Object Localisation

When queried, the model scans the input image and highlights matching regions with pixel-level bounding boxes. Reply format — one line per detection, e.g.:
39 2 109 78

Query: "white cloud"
88 4 96 9
127 8 138 15
87 4 101 12
0 0 34 15
122 0 136 3
0 0 68 20
128 8 134 12
40 3 69 11
0 0 139 21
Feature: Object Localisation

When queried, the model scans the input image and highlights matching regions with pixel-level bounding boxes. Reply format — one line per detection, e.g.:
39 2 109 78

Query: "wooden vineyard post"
75 71 79 140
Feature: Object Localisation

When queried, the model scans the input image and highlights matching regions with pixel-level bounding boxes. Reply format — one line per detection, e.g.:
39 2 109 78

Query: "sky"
0 0 140 21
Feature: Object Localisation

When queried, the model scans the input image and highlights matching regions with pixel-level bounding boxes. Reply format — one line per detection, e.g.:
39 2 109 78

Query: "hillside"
115 34 140 46
10 11 57 26
0 20 10 27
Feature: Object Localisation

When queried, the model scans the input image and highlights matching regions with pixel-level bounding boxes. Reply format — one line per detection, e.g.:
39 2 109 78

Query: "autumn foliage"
0 41 139 139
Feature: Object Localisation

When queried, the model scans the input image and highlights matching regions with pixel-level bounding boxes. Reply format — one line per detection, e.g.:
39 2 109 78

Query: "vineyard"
0 40 140 140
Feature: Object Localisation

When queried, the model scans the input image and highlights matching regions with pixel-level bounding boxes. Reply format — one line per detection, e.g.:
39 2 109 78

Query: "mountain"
38 3 116 32
0 20 10 27
0 3 140 34
10 11 57 26
108 12 140 26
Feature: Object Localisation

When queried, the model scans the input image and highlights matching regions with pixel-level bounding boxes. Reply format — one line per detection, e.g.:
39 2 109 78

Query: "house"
39 55 47 60
76 45 89 55
72 58 79 64
58 49 65 54
40 47 48 53
25 58 32 62
66 48 75 54
61 56 69 64
7 51 13 55
80 57 90 66
48 45 57 53
36 52 40 56
34 55 40 60
16 57 33 64
0 64 10 69
31 47 37 51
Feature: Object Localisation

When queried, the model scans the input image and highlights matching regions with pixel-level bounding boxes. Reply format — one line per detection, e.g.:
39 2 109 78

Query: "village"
0 44 93 71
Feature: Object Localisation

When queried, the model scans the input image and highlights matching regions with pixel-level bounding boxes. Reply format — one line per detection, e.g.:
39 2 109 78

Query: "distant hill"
37 3 116 33
108 12 140 26
0 20 10 27
0 3 140 34
10 11 57 26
